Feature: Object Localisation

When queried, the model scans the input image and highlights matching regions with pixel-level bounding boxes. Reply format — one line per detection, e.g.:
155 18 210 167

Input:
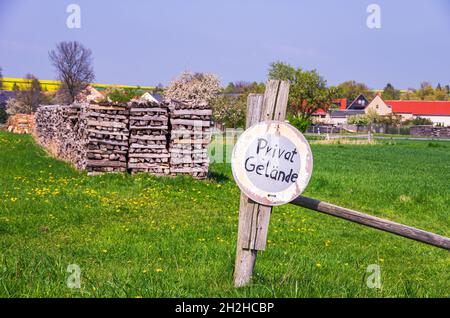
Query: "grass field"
0 132 449 297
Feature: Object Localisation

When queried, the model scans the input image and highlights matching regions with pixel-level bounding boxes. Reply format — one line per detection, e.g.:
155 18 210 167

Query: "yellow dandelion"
316 262 322 268
155 268 163 273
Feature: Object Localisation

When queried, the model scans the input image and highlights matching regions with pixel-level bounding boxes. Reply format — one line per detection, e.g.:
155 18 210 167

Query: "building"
368 97 450 126
313 94 450 126
347 94 370 110
312 95 368 125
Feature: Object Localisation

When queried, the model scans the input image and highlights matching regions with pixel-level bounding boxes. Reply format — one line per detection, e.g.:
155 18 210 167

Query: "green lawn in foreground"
0 132 449 297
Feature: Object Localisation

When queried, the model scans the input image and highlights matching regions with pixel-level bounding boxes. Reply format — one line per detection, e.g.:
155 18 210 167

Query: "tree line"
212 63 449 130
1 49 449 129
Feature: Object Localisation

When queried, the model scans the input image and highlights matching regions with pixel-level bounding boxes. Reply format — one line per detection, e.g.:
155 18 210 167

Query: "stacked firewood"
34 104 87 169
34 105 66 153
7 114 35 134
85 103 130 175
410 125 450 137
34 104 86 168
128 100 170 175
168 99 212 179
72 104 89 169
34 97 214 179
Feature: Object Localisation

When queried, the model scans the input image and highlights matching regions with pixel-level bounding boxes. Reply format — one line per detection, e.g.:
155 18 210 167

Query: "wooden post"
234 80 290 287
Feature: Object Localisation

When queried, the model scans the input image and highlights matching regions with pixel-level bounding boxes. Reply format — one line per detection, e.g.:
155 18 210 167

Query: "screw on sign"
232 120 313 206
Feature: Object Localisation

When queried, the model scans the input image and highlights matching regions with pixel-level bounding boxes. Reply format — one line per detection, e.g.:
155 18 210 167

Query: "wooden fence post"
233 80 290 287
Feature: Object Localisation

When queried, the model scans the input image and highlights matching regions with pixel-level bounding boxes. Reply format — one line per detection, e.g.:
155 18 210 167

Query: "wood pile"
168 100 212 179
410 125 450 137
85 103 130 175
128 100 170 175
34 104 87 169
7 114 35 134
33 97 214 179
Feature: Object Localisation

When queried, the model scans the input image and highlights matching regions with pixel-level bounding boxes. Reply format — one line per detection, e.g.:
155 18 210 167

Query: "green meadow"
0 132 448 297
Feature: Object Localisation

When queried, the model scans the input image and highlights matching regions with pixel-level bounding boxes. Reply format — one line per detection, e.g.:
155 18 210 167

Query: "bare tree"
7 74 46 114
21 74 44 111
49 41 95 103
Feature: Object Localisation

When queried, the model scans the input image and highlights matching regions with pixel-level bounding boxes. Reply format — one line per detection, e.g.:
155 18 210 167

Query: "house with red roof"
313 94 450 126
365 95 450 126
312 94 372 125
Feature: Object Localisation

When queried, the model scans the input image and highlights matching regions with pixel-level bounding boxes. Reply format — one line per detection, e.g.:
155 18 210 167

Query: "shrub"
404 117 433 126
378 113 402 126
347 114 369 125
6 98 30 115
106 88 144 103
211 94 246 129
0 108 8 124
287 114 312 132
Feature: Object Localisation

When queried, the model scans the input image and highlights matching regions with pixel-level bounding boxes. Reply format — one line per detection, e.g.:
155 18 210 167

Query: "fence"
307 123 412 135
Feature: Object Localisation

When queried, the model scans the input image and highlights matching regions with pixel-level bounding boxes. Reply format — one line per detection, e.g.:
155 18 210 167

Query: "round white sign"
231 120 313 206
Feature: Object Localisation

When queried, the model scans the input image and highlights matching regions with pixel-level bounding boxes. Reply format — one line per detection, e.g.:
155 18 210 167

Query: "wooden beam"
234 81 290 288
87 120 128 129
234 94 263 288
129 125 168 130
86 160 126 168
129 115 168 121
130 107 167 113
130 135 167 141
87 129 129 136
290 196 450 251
170 119 211 127
173 109 213 116
88 104 128 111
128 153 170 158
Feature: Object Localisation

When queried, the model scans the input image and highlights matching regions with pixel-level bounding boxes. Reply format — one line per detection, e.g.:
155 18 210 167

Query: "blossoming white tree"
164 71 220 103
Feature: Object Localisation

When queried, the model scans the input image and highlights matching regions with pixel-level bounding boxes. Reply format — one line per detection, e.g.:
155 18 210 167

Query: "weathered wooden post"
233 80 290 287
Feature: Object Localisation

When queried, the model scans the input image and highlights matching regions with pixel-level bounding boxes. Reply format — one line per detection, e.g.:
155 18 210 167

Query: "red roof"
312 99 347 115
338 98 347 110
314 109 327 115
385 100 450 116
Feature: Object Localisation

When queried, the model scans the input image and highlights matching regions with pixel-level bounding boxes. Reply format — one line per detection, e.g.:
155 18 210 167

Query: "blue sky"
0 0 449 89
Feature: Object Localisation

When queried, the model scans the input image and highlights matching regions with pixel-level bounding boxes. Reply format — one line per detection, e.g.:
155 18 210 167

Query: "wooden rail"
290 196 450 251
